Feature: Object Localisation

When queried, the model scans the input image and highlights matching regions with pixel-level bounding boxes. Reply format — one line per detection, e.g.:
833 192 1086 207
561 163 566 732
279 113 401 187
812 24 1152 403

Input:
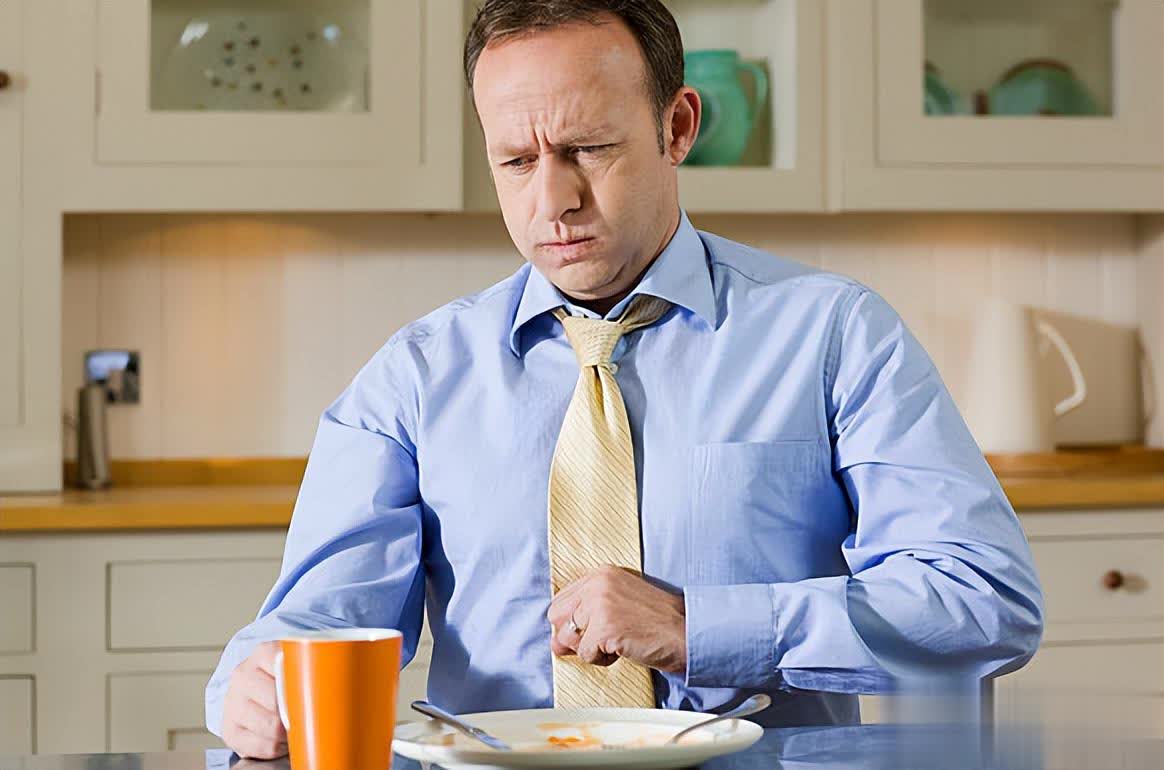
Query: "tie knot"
559 316 624 367
553 294 673 369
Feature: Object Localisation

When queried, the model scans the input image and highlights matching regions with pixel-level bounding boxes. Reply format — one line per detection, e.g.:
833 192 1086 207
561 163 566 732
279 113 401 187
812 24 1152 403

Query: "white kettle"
961 298 1087 453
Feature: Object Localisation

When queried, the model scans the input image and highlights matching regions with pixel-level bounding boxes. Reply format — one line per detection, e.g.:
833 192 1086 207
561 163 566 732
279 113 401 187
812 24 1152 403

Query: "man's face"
472 17 685 305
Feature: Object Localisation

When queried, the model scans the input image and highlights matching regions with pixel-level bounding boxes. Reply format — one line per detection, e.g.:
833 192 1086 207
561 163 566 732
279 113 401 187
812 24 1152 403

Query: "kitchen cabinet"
0 528 432 755
108 671 223 753
995 509 1164 758
831 0 1164 210
463 0 826 213
6 510 1164 752
0 0 60 493
0 563 34 654
0 677 35 755
0 530 286 754
51 0 464 211
860 509 1164 729
0 0 21 430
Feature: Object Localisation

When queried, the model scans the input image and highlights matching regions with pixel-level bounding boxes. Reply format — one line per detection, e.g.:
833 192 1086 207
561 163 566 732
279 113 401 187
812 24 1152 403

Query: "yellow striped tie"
548 294 672 709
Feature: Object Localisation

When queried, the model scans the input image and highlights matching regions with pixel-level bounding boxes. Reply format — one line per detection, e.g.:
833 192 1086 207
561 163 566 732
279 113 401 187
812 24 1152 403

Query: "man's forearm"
683 551 1042 693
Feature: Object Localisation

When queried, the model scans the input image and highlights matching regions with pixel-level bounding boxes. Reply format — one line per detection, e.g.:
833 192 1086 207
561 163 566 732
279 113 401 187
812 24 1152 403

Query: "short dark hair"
463 0 685 152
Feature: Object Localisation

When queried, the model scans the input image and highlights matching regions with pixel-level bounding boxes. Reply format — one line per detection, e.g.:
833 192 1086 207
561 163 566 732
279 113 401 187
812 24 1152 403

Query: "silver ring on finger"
568 609 585 635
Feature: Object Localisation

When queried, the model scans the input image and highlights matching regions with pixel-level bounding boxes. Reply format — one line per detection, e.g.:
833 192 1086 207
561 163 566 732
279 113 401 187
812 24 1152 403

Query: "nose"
534 153 583 225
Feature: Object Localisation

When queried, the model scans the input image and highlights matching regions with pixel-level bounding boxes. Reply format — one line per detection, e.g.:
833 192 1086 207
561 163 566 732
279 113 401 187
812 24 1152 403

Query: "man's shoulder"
379 264 528 357
697 228 865 300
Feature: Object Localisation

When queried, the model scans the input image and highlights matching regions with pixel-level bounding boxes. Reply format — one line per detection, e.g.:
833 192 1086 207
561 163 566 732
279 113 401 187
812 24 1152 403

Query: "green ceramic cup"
987 58 1101 117
684 49 768 166
924 61 962 116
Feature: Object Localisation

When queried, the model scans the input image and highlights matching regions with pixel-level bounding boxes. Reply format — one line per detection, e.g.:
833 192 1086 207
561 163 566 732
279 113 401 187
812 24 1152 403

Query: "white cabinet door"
998 511 1164 750
0 0 22 429
875 0 1163 168
89 0 463 210
107 671 224 753
463 0 828 213
670 0 826 213
0 677 35 754
996 642 1164 734
0 564 34 654
832 0 1164 210
107 557 281 651
0 0 59 493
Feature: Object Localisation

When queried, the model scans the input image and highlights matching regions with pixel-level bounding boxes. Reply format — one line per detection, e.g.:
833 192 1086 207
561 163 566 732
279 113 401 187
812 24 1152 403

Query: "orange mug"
274 628 403 770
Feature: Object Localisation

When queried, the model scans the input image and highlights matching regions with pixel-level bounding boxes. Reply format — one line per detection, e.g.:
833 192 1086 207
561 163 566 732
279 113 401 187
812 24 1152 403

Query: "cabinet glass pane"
150 0 370 112
923 0 1114 118
666 0 789 168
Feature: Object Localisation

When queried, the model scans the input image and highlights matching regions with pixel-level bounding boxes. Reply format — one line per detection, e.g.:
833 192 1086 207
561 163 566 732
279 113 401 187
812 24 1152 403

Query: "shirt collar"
507 209 717 356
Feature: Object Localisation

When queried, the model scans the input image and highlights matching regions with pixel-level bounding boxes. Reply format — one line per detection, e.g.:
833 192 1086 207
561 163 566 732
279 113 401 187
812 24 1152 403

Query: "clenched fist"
548 565 687 673
221 641 287 759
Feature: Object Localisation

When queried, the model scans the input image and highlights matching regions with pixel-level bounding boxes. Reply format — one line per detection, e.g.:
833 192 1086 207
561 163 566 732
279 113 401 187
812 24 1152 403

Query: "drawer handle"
1102 570 1125 591
0 71 10 90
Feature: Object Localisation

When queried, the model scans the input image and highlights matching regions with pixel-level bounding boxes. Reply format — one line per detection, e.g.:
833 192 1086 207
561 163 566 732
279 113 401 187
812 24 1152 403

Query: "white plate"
392 707 763 770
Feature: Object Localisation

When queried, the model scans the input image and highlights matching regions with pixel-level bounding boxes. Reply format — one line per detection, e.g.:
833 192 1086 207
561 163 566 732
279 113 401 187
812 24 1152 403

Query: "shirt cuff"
684 583 777 689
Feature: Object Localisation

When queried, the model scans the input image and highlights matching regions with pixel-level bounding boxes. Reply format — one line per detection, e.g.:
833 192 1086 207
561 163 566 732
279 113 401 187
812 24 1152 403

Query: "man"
207 0 1044 759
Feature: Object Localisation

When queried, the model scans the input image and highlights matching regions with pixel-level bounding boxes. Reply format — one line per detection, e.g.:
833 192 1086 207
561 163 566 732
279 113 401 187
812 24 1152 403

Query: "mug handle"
737 61 769 125
1035 319 1087 417
273 649 290 730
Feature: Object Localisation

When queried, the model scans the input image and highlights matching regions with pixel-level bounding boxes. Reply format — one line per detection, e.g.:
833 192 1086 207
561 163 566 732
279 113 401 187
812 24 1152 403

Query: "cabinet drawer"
1030 536 1164 628
0 564 34 653
107 558 279 651
0 677 34 754
997 642 1164 737
1009 642 1164 693
108 671 221 753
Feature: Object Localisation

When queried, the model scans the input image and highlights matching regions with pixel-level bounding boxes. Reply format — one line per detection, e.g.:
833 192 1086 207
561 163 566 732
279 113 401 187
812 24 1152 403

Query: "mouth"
541 237 595 248
539 237 598 263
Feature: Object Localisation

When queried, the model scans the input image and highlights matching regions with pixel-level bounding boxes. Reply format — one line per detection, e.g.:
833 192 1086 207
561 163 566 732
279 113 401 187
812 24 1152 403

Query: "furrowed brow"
496 128 613 157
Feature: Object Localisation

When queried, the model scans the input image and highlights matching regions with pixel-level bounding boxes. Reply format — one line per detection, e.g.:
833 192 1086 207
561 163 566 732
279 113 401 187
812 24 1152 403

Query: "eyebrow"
495 128 614 157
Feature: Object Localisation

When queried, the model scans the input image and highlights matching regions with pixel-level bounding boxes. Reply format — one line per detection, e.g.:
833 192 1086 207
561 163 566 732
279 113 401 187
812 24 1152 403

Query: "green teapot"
683 50 768 166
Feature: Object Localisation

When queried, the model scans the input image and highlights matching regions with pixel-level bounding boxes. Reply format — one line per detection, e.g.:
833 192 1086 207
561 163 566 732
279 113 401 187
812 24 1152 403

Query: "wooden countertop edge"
1000 476 1164 511
5 476 1164 532
0 500 294 532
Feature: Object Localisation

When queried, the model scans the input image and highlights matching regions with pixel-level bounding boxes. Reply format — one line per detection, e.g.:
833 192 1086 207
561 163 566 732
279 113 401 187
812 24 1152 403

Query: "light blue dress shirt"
206 210 1043 735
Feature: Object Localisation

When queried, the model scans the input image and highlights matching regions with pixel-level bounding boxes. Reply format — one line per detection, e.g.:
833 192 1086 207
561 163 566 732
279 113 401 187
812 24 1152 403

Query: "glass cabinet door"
462 0 826 213
95 0 439 168
668 0 825 211
874 0 1163 166
148 0 370 114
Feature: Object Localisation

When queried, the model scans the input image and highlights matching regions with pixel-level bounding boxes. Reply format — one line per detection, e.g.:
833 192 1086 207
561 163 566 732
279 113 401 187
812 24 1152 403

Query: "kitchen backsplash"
1137 214 1164 447
62 213 1139 459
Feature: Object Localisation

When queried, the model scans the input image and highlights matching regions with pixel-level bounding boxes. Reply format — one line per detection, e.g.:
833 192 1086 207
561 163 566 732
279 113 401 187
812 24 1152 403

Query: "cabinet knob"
1102 570 1125 591
0 71 10 90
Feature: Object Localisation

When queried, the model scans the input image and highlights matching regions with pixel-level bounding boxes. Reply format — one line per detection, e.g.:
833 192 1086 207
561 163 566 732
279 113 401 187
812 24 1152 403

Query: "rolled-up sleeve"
205 341 426 736
685 287 1044 692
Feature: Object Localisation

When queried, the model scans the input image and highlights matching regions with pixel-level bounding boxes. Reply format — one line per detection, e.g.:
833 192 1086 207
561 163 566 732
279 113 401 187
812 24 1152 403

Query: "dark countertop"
2 724 1160 770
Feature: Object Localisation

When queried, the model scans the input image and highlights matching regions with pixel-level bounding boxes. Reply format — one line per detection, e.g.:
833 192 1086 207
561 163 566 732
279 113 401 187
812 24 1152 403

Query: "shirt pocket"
686 439 840 585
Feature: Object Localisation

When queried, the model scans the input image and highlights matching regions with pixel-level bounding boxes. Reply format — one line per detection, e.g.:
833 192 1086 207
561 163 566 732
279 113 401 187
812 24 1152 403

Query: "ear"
664 87 701 167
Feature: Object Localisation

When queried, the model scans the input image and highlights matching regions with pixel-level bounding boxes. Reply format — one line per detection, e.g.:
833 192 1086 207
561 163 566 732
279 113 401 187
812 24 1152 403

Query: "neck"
571 274 645 316
566 209 682 317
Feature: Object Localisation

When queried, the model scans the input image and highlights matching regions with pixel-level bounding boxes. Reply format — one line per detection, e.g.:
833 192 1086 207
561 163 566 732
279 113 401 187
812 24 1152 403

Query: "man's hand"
548 565 687 673
221 642 288 760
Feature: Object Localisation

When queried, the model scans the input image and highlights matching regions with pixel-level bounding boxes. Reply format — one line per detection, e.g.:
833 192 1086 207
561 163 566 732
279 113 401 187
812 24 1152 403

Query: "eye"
502 156 534 170
572 145 608 156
